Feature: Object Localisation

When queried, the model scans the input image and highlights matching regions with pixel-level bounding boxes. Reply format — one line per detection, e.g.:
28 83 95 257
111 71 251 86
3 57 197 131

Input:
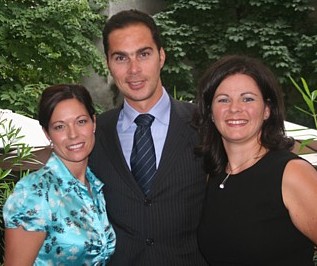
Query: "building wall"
82 0 165 111
109 0 165 15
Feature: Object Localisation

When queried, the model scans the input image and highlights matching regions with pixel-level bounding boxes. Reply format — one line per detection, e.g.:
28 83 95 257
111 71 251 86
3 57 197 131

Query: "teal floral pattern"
4 153 115 265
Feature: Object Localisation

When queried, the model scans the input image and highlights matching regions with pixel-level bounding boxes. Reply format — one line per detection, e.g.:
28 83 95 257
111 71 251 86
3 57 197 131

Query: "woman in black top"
194 55 317 265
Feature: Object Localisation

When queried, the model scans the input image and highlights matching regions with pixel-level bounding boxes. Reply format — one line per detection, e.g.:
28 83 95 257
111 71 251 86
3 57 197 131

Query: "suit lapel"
98 109 144 196
151 99 195 191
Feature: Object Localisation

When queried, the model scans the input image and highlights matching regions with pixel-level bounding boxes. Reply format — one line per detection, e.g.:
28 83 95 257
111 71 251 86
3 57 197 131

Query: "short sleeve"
3 176 51 232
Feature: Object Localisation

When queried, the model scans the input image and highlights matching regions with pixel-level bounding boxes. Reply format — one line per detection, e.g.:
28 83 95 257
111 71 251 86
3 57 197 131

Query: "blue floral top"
4 153 116 265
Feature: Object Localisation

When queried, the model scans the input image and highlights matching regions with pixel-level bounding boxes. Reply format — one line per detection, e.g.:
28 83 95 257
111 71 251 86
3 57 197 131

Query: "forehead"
108 23 155 53
51 99 87 119
216 74 260 94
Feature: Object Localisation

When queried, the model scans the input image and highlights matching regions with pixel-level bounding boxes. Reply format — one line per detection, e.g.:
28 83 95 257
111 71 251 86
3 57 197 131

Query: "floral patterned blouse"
4 152 116 265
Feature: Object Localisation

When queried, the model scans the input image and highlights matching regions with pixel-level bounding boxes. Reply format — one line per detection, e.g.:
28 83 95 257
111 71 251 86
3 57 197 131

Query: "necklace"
219 149 266 189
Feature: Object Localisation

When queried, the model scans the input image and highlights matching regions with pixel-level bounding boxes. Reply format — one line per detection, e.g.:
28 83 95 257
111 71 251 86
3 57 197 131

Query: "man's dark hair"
102 9 162 59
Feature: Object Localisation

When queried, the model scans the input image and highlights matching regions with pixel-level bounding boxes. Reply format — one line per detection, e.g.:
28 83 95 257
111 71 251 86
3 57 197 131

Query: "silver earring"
50 140 54 149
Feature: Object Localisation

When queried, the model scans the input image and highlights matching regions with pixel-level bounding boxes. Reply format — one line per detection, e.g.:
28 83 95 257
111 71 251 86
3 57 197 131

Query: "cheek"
87 134 95 144
90 135 96 148
248 110 267 126
143 60 160 73
109 65 125 79
49 134 64 146
84 128 95 141
252 108 266 119
211 107 223 121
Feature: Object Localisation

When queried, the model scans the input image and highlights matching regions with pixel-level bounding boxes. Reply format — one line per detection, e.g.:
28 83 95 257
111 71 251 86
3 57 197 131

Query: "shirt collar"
46 152 104 194
120 88 171 131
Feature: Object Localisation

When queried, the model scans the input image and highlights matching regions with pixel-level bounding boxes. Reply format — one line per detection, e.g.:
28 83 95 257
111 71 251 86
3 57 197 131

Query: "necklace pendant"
219 171 231 189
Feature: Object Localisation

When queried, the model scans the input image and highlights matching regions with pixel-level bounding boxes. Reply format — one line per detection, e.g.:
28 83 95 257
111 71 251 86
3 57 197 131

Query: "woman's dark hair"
102 9 162 59
38 84 95 131
194 55 294 175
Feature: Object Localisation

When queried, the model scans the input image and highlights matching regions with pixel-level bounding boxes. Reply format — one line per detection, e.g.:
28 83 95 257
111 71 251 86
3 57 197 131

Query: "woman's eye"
243 97 255 102
78 119 87 125
53 124 64 131
218 98 229 103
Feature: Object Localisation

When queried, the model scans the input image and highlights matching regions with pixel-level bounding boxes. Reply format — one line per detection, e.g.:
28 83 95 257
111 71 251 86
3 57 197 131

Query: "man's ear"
159 48 166 69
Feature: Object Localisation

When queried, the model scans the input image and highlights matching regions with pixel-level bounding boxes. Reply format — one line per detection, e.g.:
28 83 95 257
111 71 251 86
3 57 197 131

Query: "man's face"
107 23 166 112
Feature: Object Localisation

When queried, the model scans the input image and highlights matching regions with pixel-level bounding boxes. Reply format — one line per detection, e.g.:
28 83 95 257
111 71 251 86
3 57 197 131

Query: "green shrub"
0 118 41 263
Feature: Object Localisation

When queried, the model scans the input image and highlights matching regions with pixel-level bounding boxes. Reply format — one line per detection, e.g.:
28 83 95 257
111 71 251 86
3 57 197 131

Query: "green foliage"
0 0 108 83
0 118 41 262
0 118 39 197
155 0 317 98
0 0 108 117
0 83 47 118
290 76 317 129
289 78 317 263
173 86 195 101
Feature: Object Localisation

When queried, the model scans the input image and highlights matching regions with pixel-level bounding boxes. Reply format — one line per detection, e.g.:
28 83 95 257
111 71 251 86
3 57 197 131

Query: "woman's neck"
225 144 267 174
63 159 88 184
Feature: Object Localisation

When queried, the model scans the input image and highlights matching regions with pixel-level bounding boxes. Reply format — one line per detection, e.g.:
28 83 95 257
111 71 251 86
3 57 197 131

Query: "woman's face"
211 73 270 146
45 98 96 169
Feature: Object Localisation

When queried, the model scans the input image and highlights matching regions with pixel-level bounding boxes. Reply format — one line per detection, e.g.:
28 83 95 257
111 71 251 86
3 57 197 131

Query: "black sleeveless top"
198 150 314 266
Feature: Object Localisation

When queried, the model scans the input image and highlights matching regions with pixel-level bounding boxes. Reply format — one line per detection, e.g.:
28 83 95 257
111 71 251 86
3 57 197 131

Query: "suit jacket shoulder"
96 107 121 129
170 98 197 120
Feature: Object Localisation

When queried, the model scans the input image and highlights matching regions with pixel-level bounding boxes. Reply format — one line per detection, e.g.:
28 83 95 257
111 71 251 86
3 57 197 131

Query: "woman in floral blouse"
4 84 116 265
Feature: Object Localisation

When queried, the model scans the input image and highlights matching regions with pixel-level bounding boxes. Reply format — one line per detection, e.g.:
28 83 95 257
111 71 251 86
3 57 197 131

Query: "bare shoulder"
283 158 317 186
282 158 317 244
283 158 317 198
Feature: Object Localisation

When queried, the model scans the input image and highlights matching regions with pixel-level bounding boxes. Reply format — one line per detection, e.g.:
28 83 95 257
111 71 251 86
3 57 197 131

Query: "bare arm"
4 227 46 266
282 159 317 245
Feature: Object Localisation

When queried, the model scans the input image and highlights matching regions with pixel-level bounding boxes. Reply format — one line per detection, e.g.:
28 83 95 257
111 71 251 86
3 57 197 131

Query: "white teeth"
227 120 246 125
68 143 83 150
130 81 142 85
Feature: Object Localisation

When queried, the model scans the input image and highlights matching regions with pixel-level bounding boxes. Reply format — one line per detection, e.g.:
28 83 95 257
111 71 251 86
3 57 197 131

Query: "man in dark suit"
89 9 208 266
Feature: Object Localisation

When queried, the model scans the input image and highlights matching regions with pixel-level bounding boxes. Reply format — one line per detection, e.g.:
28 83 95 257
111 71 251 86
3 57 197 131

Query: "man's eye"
138 50 151 60
115 55 126 61
140 52 149 57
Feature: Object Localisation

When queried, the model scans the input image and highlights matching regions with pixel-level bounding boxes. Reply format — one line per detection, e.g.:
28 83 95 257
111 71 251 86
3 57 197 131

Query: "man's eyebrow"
137 47 153 53
110 51 127 58
110 47 153 58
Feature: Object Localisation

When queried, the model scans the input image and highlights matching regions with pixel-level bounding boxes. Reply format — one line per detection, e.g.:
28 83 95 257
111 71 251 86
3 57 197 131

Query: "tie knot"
134 114 155 127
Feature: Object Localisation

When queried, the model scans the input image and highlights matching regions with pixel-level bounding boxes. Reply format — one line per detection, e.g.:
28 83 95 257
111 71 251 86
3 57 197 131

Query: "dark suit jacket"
89 98 208 266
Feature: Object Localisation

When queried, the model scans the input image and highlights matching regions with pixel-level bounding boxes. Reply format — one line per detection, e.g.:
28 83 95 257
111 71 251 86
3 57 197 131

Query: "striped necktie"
130 114 156 195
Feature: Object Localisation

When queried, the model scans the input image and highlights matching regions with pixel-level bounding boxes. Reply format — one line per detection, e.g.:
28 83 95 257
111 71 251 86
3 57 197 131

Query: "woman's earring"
50 140 54 149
